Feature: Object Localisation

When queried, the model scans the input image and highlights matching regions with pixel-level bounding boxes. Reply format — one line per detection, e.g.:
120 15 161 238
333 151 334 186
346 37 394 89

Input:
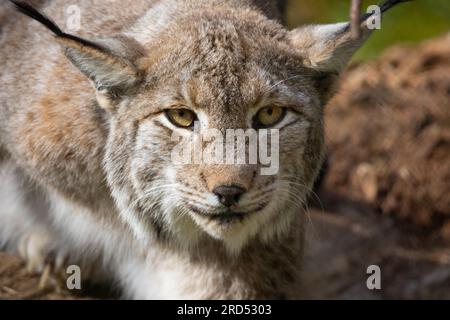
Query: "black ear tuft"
10 0 63 36
9 0 105 51
360 0 413 22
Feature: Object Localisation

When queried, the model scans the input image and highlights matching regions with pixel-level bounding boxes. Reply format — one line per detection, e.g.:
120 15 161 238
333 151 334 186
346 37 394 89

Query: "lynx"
0 0 405 299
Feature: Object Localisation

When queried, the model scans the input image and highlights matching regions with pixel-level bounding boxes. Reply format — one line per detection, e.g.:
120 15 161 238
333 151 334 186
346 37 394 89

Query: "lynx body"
0 0 398 299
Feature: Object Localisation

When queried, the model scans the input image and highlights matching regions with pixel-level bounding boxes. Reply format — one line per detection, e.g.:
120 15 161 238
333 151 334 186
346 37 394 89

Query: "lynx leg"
0 161 68 288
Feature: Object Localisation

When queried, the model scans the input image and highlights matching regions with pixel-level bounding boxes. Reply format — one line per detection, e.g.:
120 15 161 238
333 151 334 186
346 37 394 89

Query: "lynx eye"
254 106 286 128
165 109 196 128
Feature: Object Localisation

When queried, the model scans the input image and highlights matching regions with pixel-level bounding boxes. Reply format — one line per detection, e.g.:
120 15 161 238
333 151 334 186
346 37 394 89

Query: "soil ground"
1 35 449 300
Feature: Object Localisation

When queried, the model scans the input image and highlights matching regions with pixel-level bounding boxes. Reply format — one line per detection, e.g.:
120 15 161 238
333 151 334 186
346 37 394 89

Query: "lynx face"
103 13 326 252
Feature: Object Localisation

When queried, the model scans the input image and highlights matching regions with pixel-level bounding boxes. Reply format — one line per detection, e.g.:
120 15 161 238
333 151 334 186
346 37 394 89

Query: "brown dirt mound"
0 253 78 300
324 34 450 238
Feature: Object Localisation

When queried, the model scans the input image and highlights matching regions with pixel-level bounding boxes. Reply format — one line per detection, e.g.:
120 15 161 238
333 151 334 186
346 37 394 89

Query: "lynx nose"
213 185 246 207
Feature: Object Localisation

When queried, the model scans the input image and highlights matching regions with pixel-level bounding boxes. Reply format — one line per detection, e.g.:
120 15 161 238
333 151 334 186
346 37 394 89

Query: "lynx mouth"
186 203 268 223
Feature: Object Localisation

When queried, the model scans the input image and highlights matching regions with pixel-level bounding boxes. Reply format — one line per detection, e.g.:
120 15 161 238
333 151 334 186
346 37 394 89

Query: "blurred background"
285 0 450 299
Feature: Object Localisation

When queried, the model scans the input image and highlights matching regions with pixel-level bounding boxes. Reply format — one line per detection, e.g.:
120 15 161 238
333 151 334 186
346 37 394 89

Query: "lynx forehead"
0 0 407 299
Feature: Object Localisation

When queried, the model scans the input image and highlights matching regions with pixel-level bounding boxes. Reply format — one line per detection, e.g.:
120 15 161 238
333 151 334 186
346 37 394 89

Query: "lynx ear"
289 0 411 102
289 21 373 104
289 22 370 73
289 0 412 73
10 1 143 109
55 36 142 92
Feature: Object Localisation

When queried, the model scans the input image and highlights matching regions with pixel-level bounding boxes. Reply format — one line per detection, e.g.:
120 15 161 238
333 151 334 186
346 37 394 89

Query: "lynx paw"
18 230 67 289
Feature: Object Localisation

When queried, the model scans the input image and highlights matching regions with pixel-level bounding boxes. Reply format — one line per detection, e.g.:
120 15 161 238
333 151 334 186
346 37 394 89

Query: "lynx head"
12 1 391 253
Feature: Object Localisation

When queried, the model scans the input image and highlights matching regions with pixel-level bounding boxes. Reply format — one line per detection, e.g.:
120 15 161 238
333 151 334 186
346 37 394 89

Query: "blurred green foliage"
286 0 450 60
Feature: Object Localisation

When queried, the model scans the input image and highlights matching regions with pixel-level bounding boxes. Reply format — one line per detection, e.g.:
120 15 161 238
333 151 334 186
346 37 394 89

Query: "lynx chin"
0 0 406 299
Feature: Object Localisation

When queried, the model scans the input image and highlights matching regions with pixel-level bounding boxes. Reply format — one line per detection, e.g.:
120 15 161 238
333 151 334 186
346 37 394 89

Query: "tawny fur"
0 0 385 299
